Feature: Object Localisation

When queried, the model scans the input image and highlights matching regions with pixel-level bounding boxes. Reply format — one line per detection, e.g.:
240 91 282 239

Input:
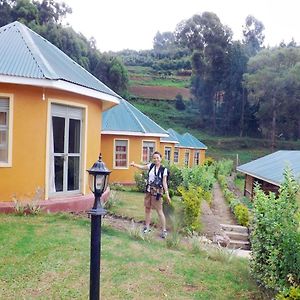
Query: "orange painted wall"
101 134 161 184
0 83 103 202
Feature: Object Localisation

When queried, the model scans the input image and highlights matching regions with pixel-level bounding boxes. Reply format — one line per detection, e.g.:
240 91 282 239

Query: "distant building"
101 98 168 184
163 129 207 168
237 150 300 198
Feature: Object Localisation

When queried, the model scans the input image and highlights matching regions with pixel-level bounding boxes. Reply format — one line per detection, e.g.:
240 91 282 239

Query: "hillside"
127 66 191 100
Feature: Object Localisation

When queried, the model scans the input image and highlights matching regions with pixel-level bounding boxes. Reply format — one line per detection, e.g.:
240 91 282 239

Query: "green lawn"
0 214 267 299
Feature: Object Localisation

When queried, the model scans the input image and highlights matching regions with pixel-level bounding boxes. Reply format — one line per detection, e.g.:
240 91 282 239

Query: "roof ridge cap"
17 22 57 79
123 100 146 133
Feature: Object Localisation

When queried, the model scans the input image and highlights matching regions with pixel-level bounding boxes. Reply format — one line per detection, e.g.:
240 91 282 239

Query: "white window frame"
0 94 13 167
142 140 156 163
174 147 179 164
194 150 200 166
184 149 190 166
164 146 172 163
113 139 129 169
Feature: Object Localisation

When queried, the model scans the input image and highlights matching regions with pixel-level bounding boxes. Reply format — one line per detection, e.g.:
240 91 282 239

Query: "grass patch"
0 214 267 299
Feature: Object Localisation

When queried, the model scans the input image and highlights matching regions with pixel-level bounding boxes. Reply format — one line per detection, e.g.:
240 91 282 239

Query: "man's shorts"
144 192 163 210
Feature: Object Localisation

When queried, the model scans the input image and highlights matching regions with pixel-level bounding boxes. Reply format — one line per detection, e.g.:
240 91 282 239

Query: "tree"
242 15 265 56
153 31 175 51
175 94 185 110
243 47 300 148
175 12 232 131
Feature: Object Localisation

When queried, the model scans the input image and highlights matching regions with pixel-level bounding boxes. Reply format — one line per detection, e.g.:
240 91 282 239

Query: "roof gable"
102 99 168 137
0 21 120 104
237 150 300 186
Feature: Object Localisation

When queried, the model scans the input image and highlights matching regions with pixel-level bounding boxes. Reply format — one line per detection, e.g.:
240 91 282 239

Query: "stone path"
200 182 237 239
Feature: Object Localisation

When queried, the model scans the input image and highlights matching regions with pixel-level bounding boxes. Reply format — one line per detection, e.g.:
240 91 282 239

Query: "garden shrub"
215 159 233 177
233 203 249 226
250 168 300 292
276 285 300 300
134 171 147 192
178 185 203 232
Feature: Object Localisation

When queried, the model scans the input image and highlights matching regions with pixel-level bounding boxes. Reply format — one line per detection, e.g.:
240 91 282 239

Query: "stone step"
228 239 250 250
220 223 249 234
223 230 249 242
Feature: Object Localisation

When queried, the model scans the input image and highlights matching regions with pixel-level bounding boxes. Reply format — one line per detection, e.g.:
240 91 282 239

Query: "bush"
276 285 300 300
175 94 186 110
134 171 147 193
250 168 300 291
233 203 249 226
178 185 203 232
215 159 234 177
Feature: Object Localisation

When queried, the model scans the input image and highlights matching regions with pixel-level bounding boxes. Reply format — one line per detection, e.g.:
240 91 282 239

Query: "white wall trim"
102 130 168 137
0 93 14 167
0 75 120 111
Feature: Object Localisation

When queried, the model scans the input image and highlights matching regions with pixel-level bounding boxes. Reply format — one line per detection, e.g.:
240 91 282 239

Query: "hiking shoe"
143 227 151 234
160 230 168 239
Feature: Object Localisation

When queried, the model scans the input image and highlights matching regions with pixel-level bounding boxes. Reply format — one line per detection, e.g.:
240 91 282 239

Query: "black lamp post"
87 154 111 300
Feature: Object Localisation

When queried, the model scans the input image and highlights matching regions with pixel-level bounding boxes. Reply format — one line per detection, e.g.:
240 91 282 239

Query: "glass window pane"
53 117 65 153
0 112 7 125
0 148 7 162
0 130 7 145
115 140 128 167
68 156 80 191
54 156 64 192
69 119 81 154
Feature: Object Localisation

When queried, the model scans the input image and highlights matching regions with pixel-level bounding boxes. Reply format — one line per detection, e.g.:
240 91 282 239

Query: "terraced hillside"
127 66 191 100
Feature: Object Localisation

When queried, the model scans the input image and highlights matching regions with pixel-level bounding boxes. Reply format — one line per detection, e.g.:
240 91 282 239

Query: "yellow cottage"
0 22 121 212
164 129 207 167
101 98 168 184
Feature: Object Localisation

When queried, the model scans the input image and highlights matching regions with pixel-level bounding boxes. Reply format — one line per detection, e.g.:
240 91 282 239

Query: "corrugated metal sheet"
237 150 300 185
102 98 168 135
0 21 120 98
183 132 207 149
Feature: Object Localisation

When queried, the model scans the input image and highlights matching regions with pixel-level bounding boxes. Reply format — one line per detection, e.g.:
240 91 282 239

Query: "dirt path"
200 182 237 239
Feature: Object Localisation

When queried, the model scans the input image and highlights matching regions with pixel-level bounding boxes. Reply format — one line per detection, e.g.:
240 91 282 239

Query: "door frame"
45 99 88 200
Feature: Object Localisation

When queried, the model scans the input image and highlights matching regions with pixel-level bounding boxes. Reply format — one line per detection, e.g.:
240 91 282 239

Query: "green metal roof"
102 99 168 136
237 150 300 186
183 132 207 149
0 21 120 101
165 129 207 149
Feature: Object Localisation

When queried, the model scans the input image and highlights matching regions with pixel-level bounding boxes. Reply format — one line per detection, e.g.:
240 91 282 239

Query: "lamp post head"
87 154 111 197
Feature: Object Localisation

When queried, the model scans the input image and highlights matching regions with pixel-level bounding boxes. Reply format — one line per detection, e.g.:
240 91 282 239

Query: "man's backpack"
148 163 170 190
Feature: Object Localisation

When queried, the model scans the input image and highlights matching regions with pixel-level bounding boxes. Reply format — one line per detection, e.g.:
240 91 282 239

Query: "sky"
66 0 300 52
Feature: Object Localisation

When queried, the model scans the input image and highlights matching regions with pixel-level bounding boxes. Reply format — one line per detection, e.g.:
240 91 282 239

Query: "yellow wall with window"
101 134 161 184
159 142 175 164
0 83 102 202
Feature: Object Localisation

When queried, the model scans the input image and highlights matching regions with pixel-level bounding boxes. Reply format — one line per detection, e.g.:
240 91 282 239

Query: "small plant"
110 183 126 191
134 171 147 193
103 190 120 210
165 231 181 249
12 187 43 215
127 220 152 242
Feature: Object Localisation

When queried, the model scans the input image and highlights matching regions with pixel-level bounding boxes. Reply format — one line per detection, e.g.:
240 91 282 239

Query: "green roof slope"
102 99 168 136
183 132 207 149
237 150 300 186
0 21 120 99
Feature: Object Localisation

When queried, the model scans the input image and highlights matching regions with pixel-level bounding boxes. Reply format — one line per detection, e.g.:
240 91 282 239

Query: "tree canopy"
0 0 129 96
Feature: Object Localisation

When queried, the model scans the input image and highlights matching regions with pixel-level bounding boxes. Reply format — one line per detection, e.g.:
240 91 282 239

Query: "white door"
50 104 82 195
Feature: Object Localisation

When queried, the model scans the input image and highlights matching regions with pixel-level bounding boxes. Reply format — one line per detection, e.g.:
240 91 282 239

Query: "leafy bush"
181 164 215 192
178 185 203 232
276 285 300 300
215 159 234 177
233 203 249 226
168 164 184 194
134 171 147 192
250 168 300 291
175 94 186 110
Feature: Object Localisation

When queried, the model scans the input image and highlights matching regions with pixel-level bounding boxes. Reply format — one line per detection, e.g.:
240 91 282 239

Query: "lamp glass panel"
95 174 105 192
89 174 95 193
